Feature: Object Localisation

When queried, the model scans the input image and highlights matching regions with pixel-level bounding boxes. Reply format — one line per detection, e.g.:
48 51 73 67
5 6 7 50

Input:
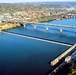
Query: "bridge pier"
23 25 26 27
34 25 36 29
60 29 62 34
20 23 27 27
46 27 48 31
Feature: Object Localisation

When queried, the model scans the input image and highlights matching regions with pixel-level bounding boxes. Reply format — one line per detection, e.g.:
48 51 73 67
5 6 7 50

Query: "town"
0 2 76 23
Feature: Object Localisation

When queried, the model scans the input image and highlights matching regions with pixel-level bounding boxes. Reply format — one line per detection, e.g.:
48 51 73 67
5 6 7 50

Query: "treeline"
0 23 20 31
30 16 55 23
0 3 61 14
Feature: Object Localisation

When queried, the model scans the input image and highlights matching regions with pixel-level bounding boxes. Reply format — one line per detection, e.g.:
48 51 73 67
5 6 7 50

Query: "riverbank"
0 22 20 31
36 16 55 23
29 16 55 23
29 15 71 23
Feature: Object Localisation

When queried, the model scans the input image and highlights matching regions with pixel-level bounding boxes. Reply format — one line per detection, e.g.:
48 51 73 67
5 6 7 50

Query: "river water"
0 18 76 75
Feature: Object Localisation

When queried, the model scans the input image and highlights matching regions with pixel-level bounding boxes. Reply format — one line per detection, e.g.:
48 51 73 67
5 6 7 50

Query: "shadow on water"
46 63 72 75
3 31 74 46
5 24 76 45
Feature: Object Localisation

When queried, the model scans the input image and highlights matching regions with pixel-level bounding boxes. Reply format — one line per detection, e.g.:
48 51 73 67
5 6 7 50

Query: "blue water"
6 19 76 44
0 18 76 75
48 18 76 26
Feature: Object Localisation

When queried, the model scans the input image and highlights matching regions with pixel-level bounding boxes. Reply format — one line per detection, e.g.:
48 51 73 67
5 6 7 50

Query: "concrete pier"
46 27 48 31
51 44 76 66
60 29 62 33
23 25 26 27
34 25 36 29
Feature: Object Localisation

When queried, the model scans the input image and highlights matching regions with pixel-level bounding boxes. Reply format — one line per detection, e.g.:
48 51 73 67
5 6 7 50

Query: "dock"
51 44 76 66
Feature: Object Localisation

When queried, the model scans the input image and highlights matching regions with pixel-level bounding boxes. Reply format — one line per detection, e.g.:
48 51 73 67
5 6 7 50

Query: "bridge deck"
20 22 76 29
51 44 76 66
2 21 76 29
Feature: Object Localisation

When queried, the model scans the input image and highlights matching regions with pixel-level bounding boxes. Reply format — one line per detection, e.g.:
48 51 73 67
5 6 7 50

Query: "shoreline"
0 22 20 31
0 18 75 31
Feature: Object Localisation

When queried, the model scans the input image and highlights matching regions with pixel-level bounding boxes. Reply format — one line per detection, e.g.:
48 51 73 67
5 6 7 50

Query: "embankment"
0 23 20 31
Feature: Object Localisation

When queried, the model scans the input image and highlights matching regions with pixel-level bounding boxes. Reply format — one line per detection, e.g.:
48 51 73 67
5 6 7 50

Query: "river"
0 18 76 75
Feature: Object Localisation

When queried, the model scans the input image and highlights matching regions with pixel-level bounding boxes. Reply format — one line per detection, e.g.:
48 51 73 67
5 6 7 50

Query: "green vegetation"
37 16 54 23
0 3 63 14
0 23 20 31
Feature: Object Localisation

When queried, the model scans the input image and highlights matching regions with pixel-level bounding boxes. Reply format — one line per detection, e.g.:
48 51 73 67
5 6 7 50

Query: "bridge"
1 21 76 34
50 44 76 66
2 21 76 29
20 22 76 34
66 14 76 18
19 22 76 29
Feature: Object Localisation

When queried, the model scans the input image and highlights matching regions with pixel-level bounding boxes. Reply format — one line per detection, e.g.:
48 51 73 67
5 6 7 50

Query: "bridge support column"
24 25 26 27
34 25 36 29
60 29 62 34
46 27 48 31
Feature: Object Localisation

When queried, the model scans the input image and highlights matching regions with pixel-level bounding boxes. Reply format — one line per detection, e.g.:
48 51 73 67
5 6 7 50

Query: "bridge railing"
20 22 76 29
